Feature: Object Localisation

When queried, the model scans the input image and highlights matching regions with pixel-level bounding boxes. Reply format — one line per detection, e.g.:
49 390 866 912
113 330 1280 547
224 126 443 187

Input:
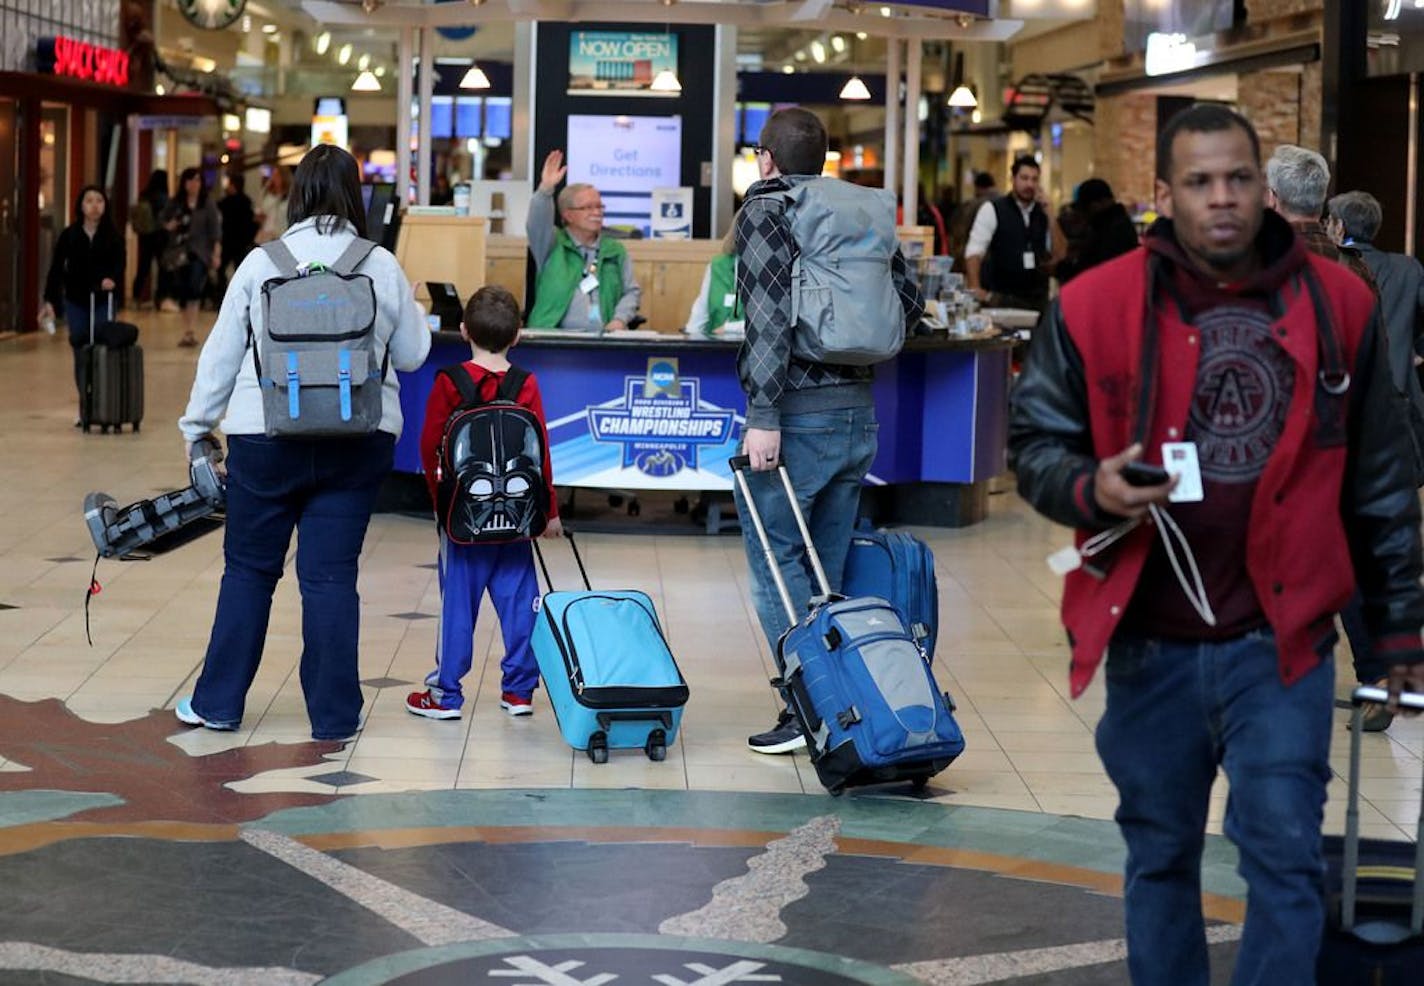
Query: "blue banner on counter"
396 336 1008 493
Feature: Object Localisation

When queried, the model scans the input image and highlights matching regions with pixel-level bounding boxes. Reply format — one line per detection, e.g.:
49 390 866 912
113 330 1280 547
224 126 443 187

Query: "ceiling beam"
301 1 1022 42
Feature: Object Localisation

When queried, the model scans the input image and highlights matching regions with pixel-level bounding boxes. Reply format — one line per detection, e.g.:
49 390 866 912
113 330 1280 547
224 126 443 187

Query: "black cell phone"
1121 462 1170 487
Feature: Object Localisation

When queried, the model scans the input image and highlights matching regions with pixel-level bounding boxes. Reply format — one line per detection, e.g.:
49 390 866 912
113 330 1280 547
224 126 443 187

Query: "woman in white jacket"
176 145 431 741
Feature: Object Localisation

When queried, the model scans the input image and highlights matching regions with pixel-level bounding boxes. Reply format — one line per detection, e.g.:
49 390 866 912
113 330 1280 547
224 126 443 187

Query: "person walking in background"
254 165 293 245
175 145 431 741
130 169 169 309
1054 178 1140 284
407 286 563 722
947 171 996 270
1010 103 1424 986
217 173 257 293
160 167 221 348
1326 189 1424 730
1265 144 1378 294
39 184 125 425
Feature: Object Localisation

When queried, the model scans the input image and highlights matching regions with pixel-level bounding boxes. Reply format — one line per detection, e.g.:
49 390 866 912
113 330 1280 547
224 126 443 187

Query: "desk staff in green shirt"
526 150 642 331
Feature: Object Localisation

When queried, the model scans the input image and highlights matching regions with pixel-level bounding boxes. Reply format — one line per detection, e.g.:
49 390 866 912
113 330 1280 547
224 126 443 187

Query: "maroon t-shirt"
1120 241 1302 640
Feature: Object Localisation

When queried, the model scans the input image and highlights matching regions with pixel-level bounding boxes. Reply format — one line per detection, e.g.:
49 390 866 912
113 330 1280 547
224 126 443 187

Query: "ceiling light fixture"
947 84 978 108
375 65 386 77
351 69 382 92
460 64 491 89
315 32 331 55
810 40 827 63
831 35 846 54
358 53 371 71
337 44 352 65
650 69 682 92
839 76 871 100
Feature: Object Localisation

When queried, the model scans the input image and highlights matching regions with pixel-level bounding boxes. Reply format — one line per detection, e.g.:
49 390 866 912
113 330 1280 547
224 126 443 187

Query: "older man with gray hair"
1265 144 1377 292
526 149 641 331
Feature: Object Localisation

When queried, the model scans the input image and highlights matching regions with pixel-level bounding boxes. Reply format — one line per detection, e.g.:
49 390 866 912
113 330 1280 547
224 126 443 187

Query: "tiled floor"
0 311 1419 983
0 310 1419 838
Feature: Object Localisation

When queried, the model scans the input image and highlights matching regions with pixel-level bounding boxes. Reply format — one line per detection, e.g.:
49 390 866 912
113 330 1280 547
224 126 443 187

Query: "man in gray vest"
734 107 923 754
1327 189 1424 730
965 155 1053 313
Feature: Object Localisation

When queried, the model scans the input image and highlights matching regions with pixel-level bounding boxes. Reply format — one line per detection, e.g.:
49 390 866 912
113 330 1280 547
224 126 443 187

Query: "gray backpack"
253 237 383 437
783 178 905 366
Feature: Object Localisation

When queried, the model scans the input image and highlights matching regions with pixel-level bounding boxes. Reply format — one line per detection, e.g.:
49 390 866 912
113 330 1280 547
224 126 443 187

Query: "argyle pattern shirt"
734 176 924 430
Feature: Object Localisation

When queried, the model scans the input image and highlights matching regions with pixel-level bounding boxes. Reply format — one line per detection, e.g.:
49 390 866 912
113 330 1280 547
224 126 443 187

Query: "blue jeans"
65 300 94 409
733 406 878 651
428 534 540 708
191 432 394 739
1096 630 1333 986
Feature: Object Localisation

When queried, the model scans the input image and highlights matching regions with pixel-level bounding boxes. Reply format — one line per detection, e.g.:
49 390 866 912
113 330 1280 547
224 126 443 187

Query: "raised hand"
539 150 567 193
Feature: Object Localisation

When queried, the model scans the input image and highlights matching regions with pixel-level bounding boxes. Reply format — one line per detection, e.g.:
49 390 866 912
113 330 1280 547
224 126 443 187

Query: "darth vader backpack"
434 363 550 544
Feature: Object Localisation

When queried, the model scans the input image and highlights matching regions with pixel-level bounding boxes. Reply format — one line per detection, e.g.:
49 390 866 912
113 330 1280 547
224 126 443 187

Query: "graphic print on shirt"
1186 307 1295 483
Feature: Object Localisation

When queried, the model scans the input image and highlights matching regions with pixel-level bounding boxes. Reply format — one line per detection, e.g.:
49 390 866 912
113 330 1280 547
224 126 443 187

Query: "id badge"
723 293 737 308
579 273 599 295
1162 442 1204 503
1022 250 1037 270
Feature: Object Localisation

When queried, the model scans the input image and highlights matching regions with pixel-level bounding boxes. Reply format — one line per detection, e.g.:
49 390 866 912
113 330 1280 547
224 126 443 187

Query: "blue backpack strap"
286 352 301 420
338 350 353 421
262 240 302 278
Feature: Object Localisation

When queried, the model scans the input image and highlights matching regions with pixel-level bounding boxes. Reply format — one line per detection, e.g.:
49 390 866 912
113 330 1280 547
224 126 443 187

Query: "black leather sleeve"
1008 301 1119 531
1343 307 1424 663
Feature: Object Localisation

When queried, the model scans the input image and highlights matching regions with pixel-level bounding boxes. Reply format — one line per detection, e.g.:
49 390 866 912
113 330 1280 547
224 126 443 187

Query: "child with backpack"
408 286 562 720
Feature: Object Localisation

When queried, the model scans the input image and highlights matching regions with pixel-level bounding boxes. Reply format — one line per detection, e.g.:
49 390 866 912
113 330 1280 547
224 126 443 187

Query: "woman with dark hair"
40 184 125 423
176 144 430 742
160 167 222 347
130 169 170 307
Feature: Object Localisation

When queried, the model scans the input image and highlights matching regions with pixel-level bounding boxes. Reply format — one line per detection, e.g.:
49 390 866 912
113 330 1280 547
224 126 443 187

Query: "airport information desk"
393 329 1014 527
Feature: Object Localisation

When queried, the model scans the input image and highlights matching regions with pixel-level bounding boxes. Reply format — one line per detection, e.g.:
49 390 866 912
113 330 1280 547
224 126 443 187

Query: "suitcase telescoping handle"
729 454 833 632
88 290 116 346
1341 685 1424 936
532 529 592 594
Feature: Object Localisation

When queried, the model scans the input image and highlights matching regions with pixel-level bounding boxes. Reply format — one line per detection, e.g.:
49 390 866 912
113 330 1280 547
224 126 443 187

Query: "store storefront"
0 2 217 336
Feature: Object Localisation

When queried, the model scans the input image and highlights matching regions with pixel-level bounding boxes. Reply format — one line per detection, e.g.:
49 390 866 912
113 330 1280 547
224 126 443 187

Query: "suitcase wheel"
645 728 667 762
131 422 141 433
910 775 930 792
587 732 609 765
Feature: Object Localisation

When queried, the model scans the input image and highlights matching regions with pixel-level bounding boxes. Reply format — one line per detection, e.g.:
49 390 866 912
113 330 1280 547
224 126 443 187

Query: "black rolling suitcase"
80 293 144 434
1317 685 1424 984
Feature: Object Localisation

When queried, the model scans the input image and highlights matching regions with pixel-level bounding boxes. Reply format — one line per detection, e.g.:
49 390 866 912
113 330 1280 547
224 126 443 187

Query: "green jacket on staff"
528 229 628 328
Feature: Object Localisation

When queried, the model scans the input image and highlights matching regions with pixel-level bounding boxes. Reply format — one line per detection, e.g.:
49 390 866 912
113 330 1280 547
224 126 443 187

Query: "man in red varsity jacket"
1009 104 1424 985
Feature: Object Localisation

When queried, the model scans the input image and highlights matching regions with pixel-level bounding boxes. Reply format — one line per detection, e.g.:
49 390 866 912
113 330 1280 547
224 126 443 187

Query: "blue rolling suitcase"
1316 685 1424 984
531 532 688 763
842 522 939 661
732 457 964 795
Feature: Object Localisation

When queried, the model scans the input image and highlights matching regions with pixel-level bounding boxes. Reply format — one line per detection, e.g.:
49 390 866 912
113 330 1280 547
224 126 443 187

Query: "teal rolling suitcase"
531 533 688 763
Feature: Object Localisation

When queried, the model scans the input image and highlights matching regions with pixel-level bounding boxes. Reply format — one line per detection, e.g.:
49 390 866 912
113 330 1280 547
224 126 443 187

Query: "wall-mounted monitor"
566 114 683 236
1123 0 1237 54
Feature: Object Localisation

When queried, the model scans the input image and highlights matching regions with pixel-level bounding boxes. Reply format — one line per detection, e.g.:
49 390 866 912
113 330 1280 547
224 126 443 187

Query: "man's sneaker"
406 690 460 720
748 709 806 754
174 696 238 731
500 692 533 717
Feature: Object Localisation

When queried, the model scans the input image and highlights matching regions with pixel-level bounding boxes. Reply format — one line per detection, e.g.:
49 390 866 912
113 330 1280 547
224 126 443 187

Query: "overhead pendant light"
840 75 871 100
337 44 353 66
351 69 382 92
315 31 331 55
460 64 491 89
947 84 978 108
650 69 682 93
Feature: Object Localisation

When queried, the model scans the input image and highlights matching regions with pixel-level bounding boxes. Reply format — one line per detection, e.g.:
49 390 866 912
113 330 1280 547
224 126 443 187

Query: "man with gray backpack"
733 107 924 754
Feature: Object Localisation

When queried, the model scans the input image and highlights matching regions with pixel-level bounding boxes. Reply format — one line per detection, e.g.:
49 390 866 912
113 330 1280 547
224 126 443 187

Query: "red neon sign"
38 36 131 88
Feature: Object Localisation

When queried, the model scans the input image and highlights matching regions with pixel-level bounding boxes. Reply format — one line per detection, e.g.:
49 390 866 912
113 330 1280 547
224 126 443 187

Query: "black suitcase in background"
1316 686 1424 984
80 294 144 434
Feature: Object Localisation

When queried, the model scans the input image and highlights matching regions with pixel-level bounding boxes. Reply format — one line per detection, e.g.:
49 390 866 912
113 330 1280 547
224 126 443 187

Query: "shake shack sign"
37 36 131 88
